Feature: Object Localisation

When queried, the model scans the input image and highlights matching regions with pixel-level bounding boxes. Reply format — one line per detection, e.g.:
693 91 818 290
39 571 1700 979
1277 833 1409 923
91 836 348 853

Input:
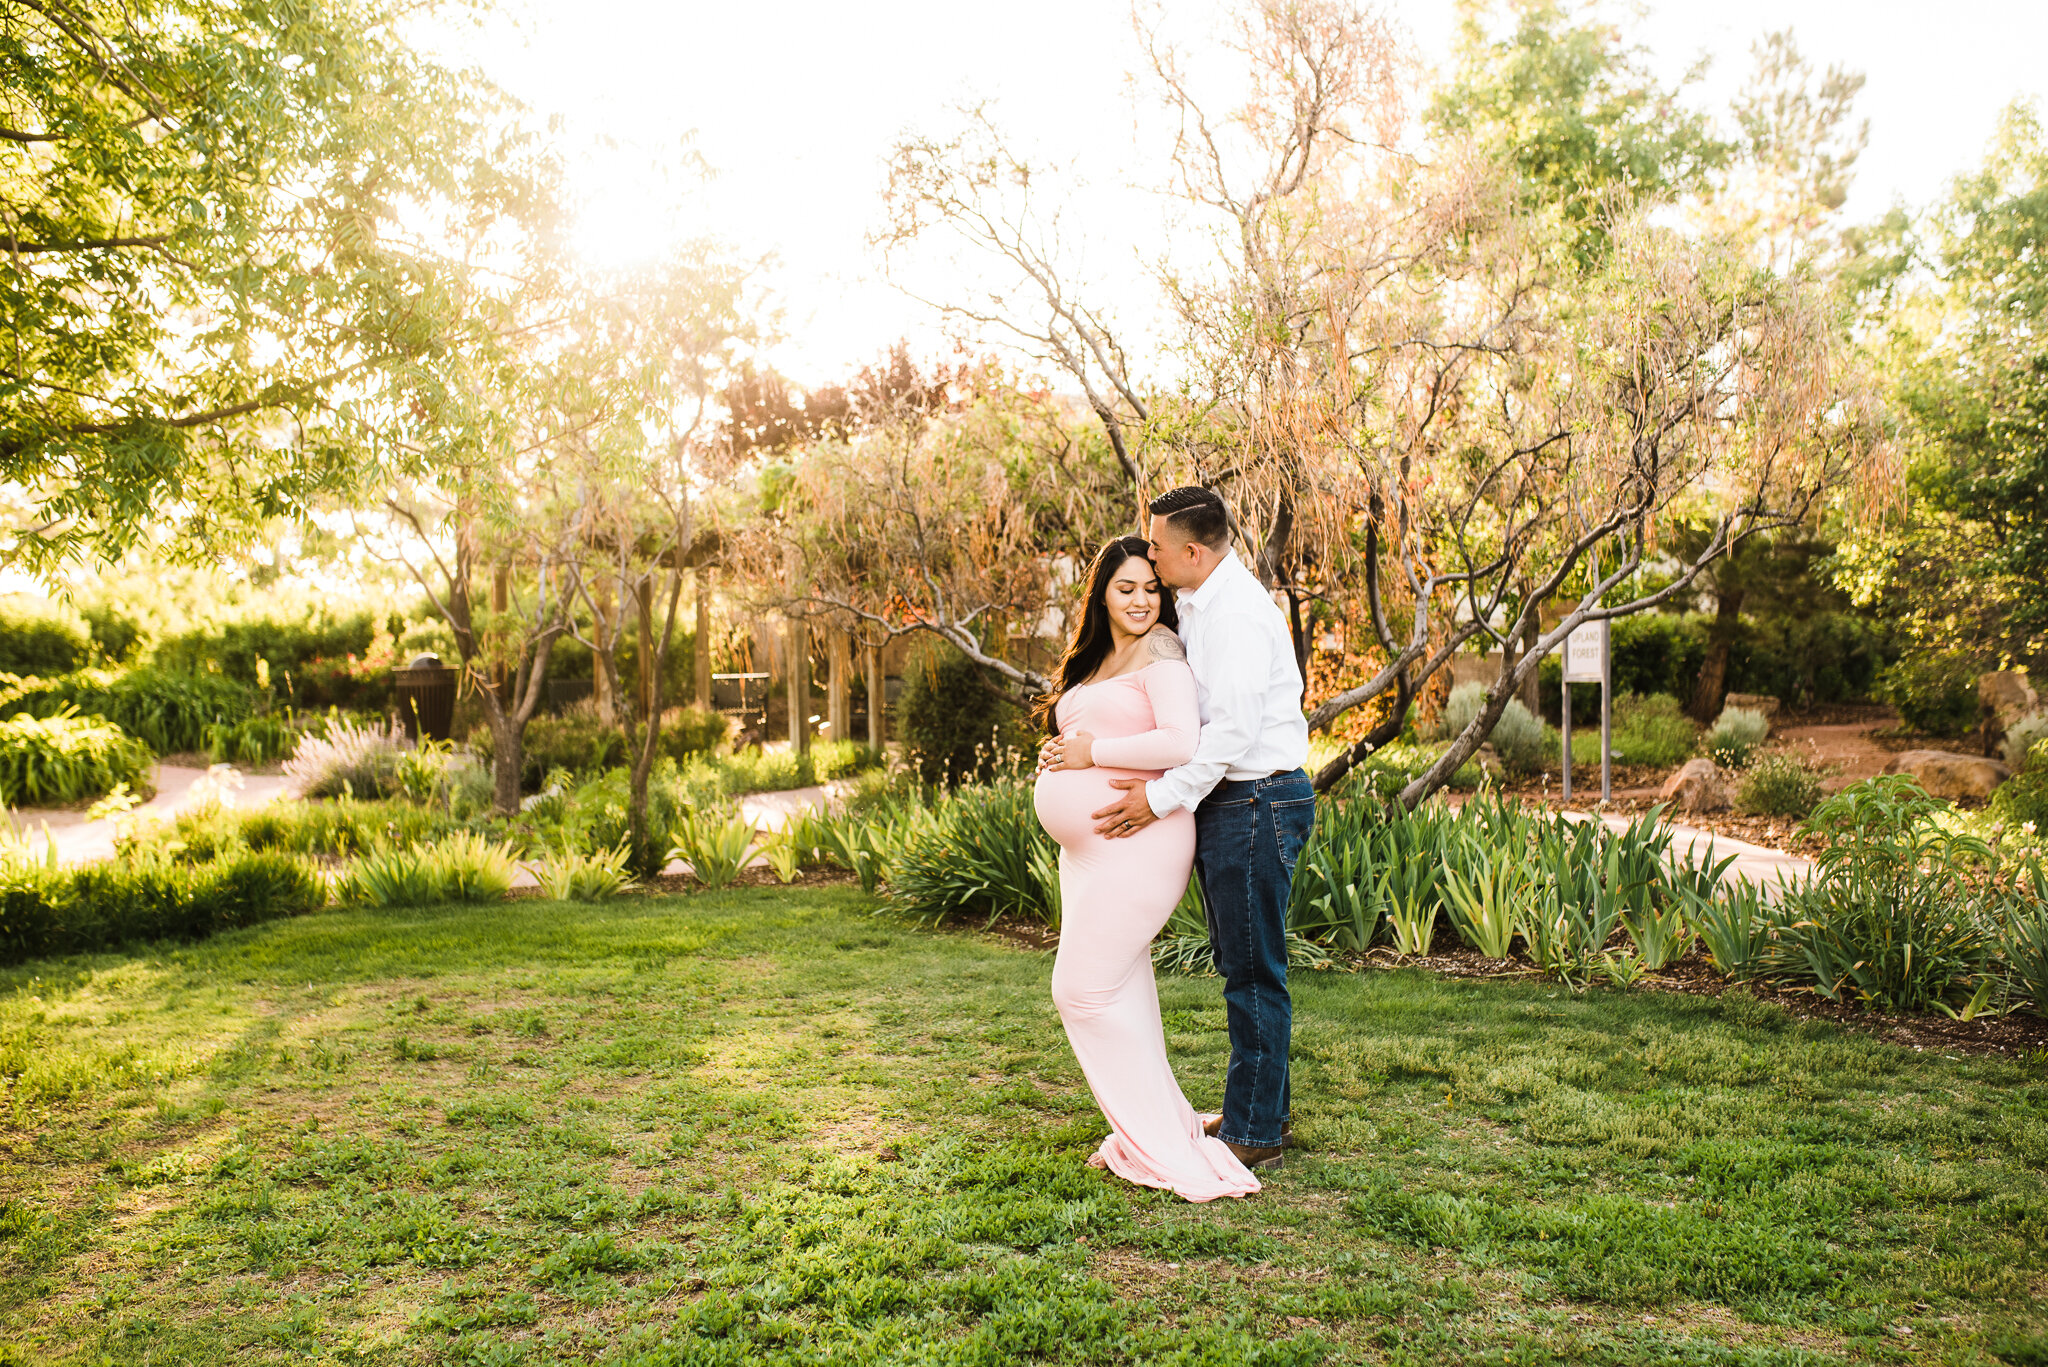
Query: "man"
1091 485 1313 1172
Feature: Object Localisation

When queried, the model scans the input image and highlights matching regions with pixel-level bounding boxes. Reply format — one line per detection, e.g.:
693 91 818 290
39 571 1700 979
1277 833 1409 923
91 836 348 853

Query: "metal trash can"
393 654 457 743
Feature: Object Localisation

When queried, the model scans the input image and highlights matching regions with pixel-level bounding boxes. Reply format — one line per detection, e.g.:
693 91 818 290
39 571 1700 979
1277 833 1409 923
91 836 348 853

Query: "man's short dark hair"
1147 485 1231 549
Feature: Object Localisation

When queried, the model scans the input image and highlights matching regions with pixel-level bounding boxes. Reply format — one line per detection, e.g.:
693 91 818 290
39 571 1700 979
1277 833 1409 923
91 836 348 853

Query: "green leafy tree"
1840 103 2048 673
1429 0 1727 263
1 0 522 571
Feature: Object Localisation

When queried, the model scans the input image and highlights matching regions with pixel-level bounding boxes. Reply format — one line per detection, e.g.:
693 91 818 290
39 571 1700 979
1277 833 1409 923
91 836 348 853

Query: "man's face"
1146 513 1202 589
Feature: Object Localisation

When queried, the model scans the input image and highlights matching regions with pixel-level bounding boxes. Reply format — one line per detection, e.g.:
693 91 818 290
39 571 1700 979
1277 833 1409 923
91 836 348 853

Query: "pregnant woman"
1033 536 1259 1203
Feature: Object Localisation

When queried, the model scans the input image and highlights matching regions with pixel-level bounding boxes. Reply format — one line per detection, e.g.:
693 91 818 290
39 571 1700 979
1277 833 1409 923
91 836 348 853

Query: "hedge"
0 710 154 805
0 850 326 966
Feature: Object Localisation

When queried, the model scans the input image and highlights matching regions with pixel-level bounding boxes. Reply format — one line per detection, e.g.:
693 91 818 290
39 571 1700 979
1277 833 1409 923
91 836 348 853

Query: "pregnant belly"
1034 767 1160 847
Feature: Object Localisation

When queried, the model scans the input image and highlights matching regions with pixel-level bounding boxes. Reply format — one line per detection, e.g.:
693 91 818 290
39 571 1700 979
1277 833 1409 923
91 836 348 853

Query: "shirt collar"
1176 549 1242 615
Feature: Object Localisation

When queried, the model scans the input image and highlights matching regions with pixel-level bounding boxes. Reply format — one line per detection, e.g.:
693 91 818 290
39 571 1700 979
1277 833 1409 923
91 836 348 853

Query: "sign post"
1561 620 1610 804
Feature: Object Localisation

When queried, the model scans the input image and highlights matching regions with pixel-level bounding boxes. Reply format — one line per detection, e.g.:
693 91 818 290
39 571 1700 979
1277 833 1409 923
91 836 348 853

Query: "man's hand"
1092 778 1160 838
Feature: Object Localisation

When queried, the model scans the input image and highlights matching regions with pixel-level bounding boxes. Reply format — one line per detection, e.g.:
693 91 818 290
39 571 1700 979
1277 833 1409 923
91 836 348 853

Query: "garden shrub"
1730 611 1893 709
232 798 451 858
205 714 300 764
154 613 376 690
2003 869 2048 1015
283 718 406 799
79 602 146 663
0 710 155 805
1491 698 1548 775
529 844 637 902
1706 706 1770 766
662 705 731 759
887 780 1057 926
1737 752 1822 817
667 809 756 889
0 597 93 677
1781 776 1998 1011
1438 681 1488 740
336 833 517 907
1 666 260 753
1879 652 1979 737
473 705 736 794
99 667 254 752
547 764 692 876
484 708 629 788
0 850 325 965
1991 736 2048 829
1611 693 1699 767
897 646 1029 788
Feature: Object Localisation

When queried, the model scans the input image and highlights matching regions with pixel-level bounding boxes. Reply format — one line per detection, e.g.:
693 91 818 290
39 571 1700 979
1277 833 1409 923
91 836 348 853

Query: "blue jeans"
1194 768 1315 1149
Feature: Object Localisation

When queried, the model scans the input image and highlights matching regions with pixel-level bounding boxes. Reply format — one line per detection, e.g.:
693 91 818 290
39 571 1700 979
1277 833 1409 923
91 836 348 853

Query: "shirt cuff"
1145 778 1184 818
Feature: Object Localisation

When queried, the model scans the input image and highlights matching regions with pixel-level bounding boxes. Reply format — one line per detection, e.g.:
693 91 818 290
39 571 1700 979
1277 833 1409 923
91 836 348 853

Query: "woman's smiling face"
1103 554 1162 638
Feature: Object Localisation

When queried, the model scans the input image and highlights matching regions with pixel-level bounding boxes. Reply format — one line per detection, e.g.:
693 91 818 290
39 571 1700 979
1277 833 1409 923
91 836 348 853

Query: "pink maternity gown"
1033 660 1260 1203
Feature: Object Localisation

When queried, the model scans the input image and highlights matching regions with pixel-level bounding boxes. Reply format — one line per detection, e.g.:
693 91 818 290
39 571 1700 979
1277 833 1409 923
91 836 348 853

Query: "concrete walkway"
1564 808 1814 892
10 764 293 866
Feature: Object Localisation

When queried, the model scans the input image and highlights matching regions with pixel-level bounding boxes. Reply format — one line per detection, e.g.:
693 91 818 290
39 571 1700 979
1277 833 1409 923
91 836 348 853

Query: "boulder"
1657 758 1735 813
1979 671 2039 757
1981 670 2039 722
1882 749 2011 800
1723 693 1780 727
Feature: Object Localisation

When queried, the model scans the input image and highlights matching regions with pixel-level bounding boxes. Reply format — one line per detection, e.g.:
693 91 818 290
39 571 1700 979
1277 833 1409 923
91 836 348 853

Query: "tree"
1429 0 1727 265
874 0 1880 806
1839 103 2048 674
561 251 749 868
766 364 1113 694
1 0 521 572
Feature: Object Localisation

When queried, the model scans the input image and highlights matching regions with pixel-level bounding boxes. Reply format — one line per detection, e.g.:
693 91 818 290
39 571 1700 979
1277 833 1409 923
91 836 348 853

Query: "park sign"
1563 620 1607 683
1560 618 1611 802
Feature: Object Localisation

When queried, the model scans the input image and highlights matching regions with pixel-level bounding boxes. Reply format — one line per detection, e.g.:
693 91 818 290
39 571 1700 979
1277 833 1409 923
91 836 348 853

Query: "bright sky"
452 0 2048 385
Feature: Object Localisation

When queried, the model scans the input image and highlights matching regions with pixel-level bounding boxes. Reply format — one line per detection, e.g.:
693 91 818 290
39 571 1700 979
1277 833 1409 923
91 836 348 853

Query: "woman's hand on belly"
1038 731 1096 773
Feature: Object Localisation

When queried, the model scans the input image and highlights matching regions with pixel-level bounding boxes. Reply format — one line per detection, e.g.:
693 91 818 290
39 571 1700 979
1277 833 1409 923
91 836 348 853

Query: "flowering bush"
283 718 407 799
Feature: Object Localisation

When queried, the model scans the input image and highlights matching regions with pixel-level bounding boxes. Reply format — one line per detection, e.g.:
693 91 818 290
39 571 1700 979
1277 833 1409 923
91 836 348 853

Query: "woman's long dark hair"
1035 536 1179 734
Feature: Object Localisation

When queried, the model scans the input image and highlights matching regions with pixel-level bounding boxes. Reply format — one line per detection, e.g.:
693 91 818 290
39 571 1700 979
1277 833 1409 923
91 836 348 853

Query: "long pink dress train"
1033 660 1260 1203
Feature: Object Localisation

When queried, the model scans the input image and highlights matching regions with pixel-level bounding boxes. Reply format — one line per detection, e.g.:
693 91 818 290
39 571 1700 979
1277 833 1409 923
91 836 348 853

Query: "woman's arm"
1087 649 1200 770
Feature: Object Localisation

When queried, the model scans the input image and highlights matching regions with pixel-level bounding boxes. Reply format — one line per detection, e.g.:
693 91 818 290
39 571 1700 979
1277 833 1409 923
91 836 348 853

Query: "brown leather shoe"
1224 1140 1285 1171
1204 1115 1298 1149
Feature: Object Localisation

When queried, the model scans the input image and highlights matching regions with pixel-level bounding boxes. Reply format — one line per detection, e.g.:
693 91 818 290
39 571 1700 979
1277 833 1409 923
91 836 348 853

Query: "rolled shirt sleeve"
1145 611 1267 816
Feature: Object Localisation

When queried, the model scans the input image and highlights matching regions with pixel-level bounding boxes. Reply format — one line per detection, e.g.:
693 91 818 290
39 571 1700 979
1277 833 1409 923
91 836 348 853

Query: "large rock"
1979 671 2039 757
1883 749 2011 800
1658 758 1735 813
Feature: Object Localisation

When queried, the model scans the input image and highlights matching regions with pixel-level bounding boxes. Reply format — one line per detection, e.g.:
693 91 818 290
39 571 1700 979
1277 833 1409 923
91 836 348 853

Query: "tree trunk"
636 580 655 721
786 617 810 753
491 566 511 706
693 569 712 710
828 629 851 742
590 584 616 722
866 644 884 746
1285 588 1311 686
490 709 524 815
1518 603 1543 716
1690 588 1744 722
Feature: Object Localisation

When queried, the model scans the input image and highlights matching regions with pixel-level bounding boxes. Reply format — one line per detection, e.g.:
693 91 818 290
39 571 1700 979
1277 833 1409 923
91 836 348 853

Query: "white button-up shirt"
1146 550 1310 817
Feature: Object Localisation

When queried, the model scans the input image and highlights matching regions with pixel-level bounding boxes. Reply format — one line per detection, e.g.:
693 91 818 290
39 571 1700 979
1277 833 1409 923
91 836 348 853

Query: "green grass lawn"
3 886 2045 1366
